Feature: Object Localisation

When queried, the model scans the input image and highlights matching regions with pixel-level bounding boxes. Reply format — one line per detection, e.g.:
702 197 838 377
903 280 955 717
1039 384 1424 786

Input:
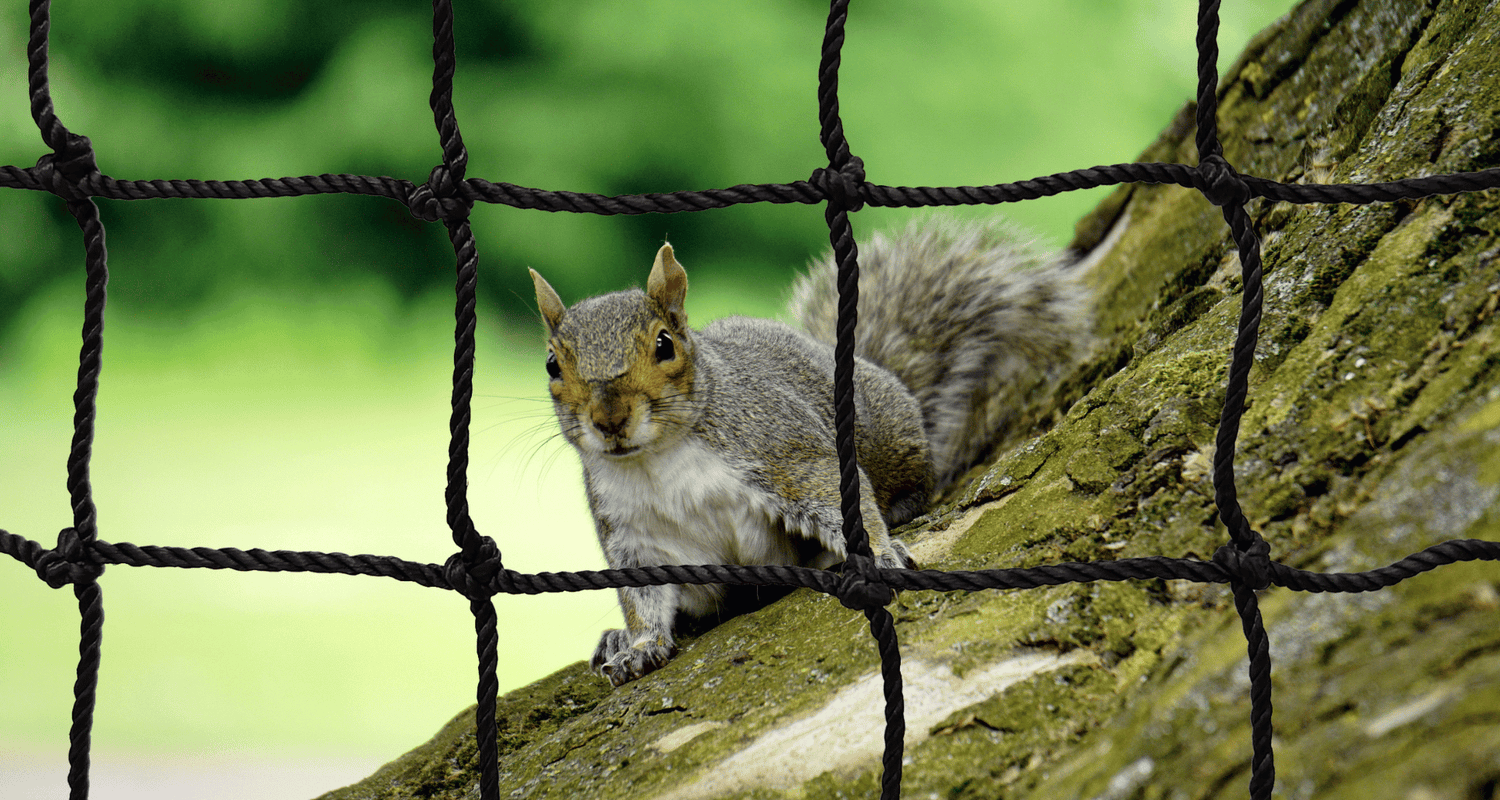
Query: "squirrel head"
530 244 699 458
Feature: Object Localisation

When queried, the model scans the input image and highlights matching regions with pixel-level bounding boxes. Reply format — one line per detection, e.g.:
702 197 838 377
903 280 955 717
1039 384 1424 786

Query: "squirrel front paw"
876 539 917 570
590 629 676 686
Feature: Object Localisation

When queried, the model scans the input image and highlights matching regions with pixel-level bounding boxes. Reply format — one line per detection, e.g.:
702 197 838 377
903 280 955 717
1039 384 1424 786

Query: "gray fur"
538 219 1092 685
692 316 933 530
788 215 1092 491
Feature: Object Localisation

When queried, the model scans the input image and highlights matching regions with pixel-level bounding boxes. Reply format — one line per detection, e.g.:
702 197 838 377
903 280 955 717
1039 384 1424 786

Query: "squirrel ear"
529 268 565 332
647 243 689 324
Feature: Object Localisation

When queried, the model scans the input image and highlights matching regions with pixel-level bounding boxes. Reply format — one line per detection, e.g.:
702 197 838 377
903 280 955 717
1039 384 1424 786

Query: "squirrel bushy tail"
788 215 1092 493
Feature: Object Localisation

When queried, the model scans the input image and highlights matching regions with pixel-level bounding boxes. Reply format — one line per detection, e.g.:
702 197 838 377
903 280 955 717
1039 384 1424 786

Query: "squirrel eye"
654 330 675 362
546 352 561 380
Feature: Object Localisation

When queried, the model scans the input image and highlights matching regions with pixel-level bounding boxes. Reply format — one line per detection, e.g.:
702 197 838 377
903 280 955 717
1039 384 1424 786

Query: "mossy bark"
322 0 1500 796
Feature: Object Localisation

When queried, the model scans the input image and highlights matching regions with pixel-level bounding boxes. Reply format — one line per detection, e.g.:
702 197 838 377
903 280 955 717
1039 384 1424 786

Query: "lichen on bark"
321 0 1500 796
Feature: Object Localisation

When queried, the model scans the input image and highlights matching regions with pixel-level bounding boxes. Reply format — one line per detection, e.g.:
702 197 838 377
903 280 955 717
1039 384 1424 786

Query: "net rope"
4 0 1500 798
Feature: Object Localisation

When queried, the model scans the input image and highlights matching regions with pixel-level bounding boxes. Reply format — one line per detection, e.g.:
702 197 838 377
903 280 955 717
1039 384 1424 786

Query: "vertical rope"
31 0 109 545
815 4 904 799
1232 584 1275 800
429 0 468 186
30 5 109 799
1194 0 1224 161
867 607 905 800
430 0 481 560
816 0 872 561
68 580 103 800
825 205 871 559
1194 0 1276 794
448 215 500 800
1211 204 1266 550
66 199 108 543
27 0 66 151
472 597 501 800
63 199 109 800
444 216 482 557
427 5 497 799
817 0 855 173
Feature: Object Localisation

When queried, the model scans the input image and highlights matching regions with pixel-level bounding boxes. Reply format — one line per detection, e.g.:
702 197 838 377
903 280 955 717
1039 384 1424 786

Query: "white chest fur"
585 440 803 614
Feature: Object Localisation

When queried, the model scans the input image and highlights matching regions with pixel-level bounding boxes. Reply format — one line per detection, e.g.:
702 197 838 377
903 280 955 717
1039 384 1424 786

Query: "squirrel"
529 215 1092 686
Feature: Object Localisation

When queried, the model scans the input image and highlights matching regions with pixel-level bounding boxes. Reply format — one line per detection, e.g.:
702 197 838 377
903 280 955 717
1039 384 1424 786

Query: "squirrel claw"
876 539 917 570
591 629 675 686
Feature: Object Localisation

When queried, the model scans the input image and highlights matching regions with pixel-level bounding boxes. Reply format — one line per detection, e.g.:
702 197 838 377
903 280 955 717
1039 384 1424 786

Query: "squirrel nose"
591 404 632 439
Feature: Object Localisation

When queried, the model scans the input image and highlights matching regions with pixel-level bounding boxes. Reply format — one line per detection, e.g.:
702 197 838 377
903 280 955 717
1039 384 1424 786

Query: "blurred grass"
1 281 617 757
1 0 1298 785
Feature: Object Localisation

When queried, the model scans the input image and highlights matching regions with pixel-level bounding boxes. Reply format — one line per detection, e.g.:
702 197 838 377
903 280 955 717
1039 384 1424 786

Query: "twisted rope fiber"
816 0 876 576
1211 200 1269 551
1192 0 1275 792
26 4 109 800
1194 0 1225 162
827 198 871 567
868 607 905 800
444 216 483 562
9 160 1500 216
15 526 1500 594
1234 584 1275 800
65 197 107 546
90 539 451 586
7 0 1500 798
472 597 501 800
12 527 1500 602
421 3 506 798
68 580 102 800
814 3 907 798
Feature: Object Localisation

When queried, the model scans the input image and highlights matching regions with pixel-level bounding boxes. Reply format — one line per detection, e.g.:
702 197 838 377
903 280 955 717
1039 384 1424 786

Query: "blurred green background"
1 0 1296 796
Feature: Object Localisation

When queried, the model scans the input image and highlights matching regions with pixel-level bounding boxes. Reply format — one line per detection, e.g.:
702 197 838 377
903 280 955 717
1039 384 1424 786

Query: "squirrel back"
787 215 1092 492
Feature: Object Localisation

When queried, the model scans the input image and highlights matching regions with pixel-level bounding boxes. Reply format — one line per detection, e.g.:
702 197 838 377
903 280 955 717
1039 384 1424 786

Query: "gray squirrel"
529 216 1092 686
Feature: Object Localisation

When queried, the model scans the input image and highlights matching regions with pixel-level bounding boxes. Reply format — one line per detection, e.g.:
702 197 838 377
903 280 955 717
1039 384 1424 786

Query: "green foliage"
2 0 1295 333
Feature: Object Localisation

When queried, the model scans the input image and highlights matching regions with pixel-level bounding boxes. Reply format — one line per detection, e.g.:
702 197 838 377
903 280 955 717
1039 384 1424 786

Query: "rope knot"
1212 537 1272 590
810 156 867 212
33 527 104 589
443 535 504 598
33 133 98 201
835 552 894 611
1196 154 1250 208
409 164 472 222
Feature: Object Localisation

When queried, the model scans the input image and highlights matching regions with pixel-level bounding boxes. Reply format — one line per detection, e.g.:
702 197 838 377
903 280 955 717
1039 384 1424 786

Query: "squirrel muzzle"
587 386 644 453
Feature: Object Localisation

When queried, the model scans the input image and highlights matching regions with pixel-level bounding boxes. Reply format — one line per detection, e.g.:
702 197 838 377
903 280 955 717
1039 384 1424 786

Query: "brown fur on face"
531 246 698 456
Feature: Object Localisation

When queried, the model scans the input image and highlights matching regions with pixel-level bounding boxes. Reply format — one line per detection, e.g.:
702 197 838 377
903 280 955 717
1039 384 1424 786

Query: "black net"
4 1 1500 798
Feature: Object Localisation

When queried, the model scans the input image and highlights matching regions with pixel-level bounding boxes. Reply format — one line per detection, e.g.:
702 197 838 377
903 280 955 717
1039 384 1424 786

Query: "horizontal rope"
9 528 1496 601
11 1 1500 798
8 163 1499 217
